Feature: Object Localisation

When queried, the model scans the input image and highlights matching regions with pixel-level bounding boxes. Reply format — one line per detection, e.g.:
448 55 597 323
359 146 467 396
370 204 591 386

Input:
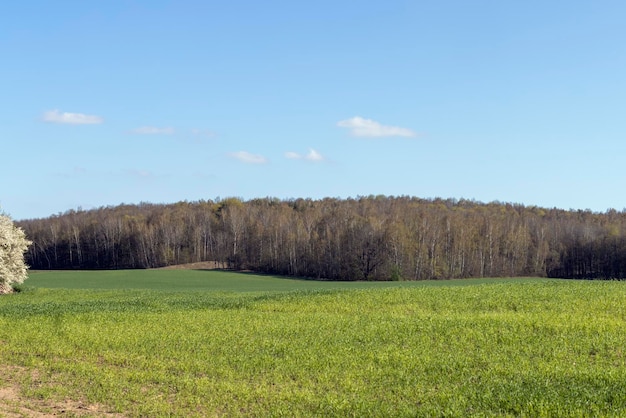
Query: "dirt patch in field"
0 366 124 418
157 261 222 270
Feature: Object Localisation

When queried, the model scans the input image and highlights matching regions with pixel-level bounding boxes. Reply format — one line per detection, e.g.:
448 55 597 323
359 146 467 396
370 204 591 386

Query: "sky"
2 1 626 220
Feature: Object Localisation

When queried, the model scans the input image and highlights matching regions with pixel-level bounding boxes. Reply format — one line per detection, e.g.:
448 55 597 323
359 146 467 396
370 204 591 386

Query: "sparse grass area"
1 272 626 416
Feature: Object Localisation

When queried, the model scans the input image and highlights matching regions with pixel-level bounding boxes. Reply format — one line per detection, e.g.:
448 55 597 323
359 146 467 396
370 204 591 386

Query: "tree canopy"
17 197 626 280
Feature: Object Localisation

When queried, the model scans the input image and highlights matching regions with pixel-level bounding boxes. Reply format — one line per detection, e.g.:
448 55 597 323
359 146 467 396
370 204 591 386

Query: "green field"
1 271 626 417
24 269 529 291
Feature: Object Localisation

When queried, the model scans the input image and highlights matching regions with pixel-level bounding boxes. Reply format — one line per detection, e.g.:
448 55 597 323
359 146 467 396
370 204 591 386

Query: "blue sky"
2 1 625 220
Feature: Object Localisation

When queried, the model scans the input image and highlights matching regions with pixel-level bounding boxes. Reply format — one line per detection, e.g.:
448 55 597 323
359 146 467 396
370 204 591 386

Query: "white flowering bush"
0 213 31 294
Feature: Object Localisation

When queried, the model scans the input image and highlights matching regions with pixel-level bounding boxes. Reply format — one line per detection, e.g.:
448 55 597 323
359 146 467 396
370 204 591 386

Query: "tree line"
16 196 626 280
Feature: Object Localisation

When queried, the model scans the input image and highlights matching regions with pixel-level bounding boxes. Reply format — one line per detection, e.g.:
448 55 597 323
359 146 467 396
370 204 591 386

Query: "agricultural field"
1 271 626 417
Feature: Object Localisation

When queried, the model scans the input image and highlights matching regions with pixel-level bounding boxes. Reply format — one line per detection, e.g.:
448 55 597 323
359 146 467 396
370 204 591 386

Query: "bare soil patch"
0 366 124 418
157 261 221 270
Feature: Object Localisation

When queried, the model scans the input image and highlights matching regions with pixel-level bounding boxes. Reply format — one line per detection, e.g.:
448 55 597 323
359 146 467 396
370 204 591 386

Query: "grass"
24 269 534 291
1 271 626 416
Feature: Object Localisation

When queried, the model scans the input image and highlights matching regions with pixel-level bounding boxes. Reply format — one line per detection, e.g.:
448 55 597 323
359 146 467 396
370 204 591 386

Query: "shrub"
0 213 31 294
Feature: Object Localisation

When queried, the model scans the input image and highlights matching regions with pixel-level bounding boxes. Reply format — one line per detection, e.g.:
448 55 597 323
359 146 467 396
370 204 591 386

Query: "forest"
17 196 626 280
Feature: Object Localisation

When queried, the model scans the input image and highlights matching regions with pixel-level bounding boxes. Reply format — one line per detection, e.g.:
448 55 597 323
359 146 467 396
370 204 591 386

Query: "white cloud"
125 169 155 179
305 148 324 161
230 151 268 164
285 148 325 162
285 151 302 160
337 116 416 137
130 126 175 135
43 109 103 125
